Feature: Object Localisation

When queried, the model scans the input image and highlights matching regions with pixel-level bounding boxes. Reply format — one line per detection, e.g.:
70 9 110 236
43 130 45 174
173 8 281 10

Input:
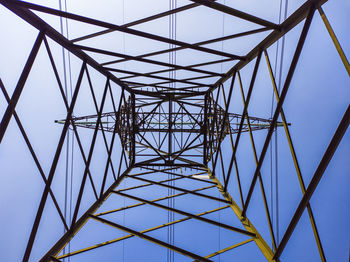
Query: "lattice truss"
0 0 349 262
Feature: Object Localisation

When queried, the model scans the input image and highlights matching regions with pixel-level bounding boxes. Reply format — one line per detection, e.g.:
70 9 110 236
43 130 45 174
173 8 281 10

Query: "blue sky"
0 0 349 261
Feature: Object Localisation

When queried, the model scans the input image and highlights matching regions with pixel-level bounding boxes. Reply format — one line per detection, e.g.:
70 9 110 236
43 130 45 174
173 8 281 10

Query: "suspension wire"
276 0 288 245
173 7 176 259
270 0 288 246
270 0 283 235
58 0 70 261
122 1 126 261
63 0 74 259
68 129 74 262
270 0 281 247
275 1 283 246
167 1 176 261
168 1 170 260
218 3 226 261
173 5 177 260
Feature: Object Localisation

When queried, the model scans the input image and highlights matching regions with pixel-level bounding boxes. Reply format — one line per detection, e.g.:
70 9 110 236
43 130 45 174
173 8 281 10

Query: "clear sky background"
0 0 349 261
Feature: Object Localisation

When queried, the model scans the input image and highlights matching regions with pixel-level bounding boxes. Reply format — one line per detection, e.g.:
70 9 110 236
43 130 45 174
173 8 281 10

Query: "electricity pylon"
52 91 288 261
57 94 285 167
0 0 349 261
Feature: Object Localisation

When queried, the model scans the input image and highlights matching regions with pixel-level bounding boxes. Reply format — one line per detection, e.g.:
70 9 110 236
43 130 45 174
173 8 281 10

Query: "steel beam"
71 77 110 226
98 185 215 216
264 49 325 260
90 215 212 262
75 44 223 77
189 0 279 29
115 191 254 237
207 169 277 262
58 205 228 259
24 62 86 262
0 79 68 231
224 51 262 192
8 0 242 60
0 31 44 143
71 2 202 43
44 38 99 200
40 168 131 261
204 238 254 259
274 105 350 260
125 175 229 204
102 28 266 66
318 7 350 76
242 6 315 217
209 0 327 91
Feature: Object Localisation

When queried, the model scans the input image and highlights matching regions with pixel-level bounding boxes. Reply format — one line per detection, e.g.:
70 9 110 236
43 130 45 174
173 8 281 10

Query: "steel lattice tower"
0 0 349 261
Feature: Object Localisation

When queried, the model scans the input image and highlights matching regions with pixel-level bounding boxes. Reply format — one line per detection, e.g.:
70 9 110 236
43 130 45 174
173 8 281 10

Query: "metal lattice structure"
0 0 349 261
